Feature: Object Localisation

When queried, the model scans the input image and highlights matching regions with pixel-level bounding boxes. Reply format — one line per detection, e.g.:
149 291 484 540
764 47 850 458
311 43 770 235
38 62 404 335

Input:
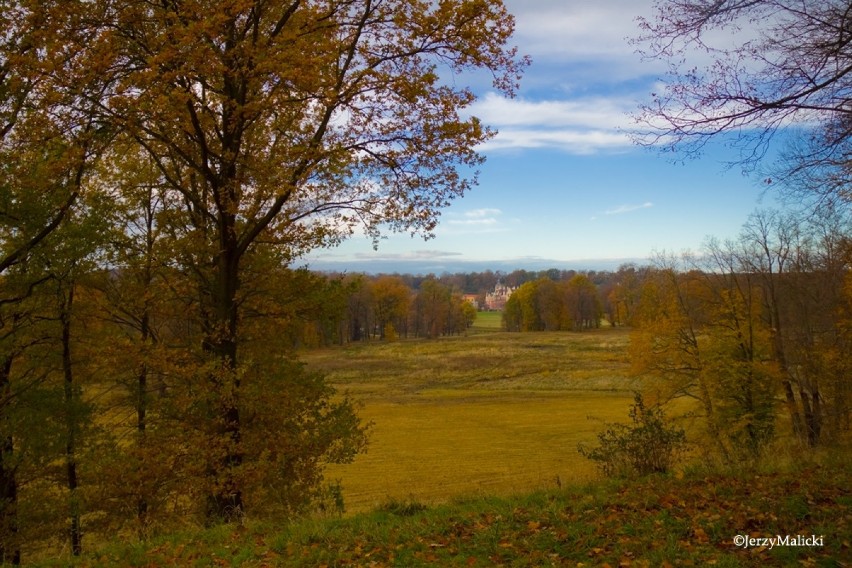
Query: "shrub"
578 393 687 477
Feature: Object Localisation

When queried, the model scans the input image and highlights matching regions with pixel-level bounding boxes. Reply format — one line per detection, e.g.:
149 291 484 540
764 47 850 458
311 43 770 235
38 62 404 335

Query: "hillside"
65 455 850 566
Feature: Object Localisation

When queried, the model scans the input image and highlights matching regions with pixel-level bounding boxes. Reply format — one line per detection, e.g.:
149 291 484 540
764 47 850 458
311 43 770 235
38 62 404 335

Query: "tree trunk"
0 354 19 565
202 250 243 523
135 317 148 524
811 383 822 444
779 379 803 440
60 282 82 556
799 381 822 447
697 375 731 463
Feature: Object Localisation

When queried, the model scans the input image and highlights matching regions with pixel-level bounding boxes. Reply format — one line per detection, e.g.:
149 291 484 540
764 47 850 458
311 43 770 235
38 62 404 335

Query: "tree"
503 275 603 332
0 1 103 277
90 0 524 522
634 0 852 205
0 3 116 558
412 278 450 338
631 208 852 460
565 273 601 330
631 254 779 462
84 145 185 535
629 260 733 459
503 279 542 331
701 237 779 458
606 264 648 327
735 209 852 446
346 275 374 342
372 276 411 340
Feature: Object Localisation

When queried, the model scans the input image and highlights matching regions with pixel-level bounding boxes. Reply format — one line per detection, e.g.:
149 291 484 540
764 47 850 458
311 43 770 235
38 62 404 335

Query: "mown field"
301 317 642 513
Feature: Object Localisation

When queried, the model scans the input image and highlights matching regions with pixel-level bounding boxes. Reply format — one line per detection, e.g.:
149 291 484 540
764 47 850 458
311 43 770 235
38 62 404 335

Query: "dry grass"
302 325 641 512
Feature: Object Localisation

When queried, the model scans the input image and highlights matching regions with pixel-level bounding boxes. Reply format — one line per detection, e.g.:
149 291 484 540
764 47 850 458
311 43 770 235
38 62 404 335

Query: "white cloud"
441 208 507 233
481 127 632 154
471 92 631 129
467 92 636 153
507 0 650 60
605 202 654 215
482 0 772 153
449 218 498 227
504 0 742 75
465 208 502 218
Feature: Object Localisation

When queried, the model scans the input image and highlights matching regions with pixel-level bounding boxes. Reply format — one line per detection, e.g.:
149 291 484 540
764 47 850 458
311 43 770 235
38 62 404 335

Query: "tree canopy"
0 0 527 559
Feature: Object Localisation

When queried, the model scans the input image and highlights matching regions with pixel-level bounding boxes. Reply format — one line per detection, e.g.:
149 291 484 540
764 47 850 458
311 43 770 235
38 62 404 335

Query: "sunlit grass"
302 326 642 512
470 310 503 332
45 320 852 566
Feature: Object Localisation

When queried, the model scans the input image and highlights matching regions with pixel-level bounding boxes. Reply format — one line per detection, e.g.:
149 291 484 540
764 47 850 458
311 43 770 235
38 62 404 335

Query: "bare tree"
633 0 852 204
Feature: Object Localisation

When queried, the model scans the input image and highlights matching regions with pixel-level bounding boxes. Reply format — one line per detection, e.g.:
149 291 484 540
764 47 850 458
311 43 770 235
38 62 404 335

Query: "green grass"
470 310 504 332
73 456 851 567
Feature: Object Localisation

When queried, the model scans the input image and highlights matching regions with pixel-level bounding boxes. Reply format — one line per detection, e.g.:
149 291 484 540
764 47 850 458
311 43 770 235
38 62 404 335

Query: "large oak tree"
87 0 525 521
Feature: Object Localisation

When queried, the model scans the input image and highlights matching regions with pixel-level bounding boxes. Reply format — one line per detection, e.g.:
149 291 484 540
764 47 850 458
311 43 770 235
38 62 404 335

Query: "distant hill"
301 256 647 275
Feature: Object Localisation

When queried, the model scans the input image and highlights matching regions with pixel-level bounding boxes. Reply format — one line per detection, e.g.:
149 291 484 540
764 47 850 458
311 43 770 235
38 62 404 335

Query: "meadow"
301 315 642 513
57 312 851 566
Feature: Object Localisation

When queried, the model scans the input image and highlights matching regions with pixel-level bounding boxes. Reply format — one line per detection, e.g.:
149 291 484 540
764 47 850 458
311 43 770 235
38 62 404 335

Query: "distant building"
484 282 515 311
462 294 480 310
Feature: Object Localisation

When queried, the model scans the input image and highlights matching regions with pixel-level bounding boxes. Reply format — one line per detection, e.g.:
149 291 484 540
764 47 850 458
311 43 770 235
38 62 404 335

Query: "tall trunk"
135 309 149 523
199 45 251 522
781 379 804 440
60 282 82 556
203 247 243 523
811 382 822 444
135 191 155 525
799 380 823 447
697 373 731 463
0 353 19 566
764 271 805 442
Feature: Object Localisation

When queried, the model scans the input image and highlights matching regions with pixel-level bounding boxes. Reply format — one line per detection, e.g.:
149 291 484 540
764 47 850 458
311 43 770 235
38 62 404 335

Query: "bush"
578 393 686 478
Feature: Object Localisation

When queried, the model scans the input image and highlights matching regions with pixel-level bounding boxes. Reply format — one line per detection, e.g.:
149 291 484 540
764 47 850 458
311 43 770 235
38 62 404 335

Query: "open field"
54 317 852 566
301 322 643 512
468 309 503 331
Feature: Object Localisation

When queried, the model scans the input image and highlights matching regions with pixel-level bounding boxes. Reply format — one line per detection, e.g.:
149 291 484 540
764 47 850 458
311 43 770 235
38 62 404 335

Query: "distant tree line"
503 274 603 331
287 274 477 345
284 268 625 344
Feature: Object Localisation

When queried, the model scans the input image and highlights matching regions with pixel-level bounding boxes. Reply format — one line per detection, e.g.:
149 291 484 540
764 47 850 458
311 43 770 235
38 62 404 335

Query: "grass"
30 319 852 565
302 325 640 512
73 453 851 567
469 310 503 332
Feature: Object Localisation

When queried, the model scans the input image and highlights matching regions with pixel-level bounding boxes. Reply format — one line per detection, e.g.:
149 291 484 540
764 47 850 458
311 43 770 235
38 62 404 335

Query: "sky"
303 0 783 275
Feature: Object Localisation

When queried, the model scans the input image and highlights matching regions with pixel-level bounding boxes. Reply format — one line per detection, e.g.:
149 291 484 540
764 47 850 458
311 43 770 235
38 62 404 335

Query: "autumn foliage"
578 392 687 478
503 274 602 332
0 0 525 561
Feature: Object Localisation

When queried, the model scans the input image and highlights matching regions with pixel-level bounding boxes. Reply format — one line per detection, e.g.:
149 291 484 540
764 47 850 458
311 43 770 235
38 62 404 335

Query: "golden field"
301 321 642 512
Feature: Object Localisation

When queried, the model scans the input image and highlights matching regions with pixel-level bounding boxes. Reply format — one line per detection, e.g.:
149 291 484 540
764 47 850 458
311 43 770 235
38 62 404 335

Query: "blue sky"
304 0 780 274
